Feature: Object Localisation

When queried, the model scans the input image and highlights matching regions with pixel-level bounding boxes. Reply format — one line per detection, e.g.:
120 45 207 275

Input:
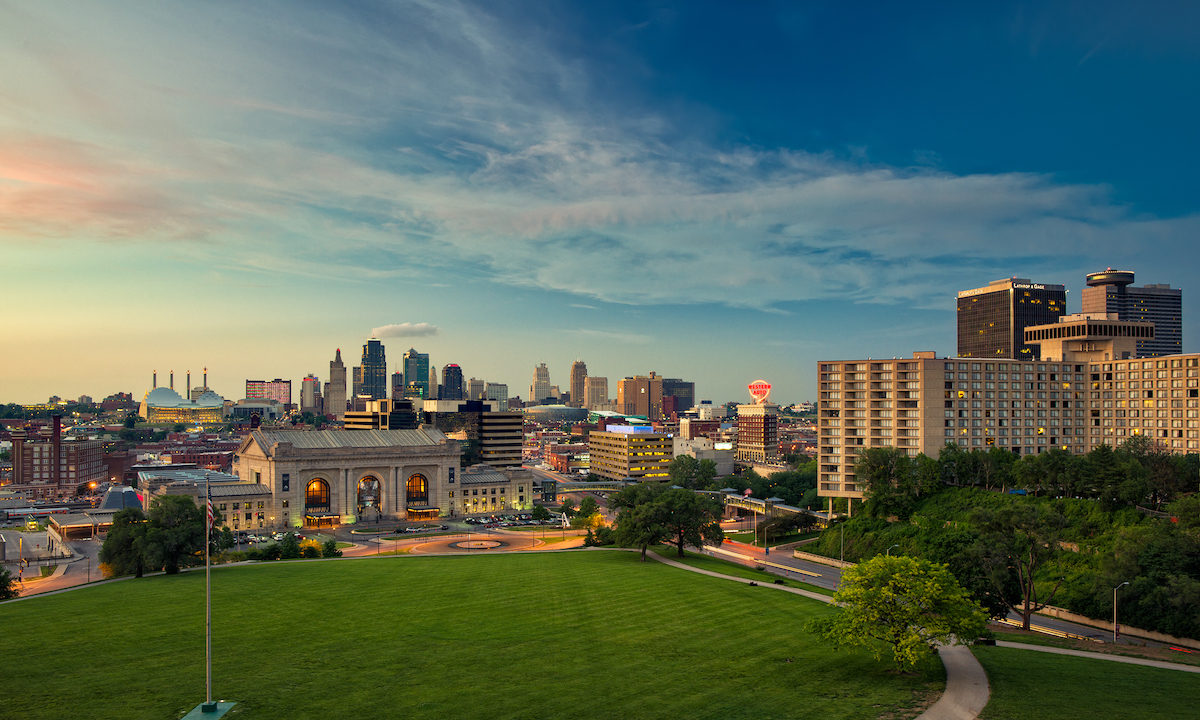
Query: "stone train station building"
234 429 461 528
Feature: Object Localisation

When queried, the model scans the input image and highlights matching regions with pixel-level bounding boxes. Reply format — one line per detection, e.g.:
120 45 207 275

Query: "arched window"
406 474 428 505
357 476 381 510
305 479 330 511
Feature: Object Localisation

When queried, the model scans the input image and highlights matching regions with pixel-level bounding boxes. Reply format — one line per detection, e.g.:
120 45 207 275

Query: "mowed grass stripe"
974 645 1200 720
1 550 939 720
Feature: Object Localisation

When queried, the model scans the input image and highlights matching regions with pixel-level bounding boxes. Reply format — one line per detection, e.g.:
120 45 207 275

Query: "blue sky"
2 1 1198 405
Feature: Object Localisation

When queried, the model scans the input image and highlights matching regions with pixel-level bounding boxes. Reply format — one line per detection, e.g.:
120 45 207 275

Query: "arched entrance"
304 478 338 527
405 473 438 521
357 475 382 524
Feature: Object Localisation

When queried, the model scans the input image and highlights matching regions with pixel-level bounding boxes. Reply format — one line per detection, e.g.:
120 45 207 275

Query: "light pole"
886 544 899 556
1113 581 1129 643
839 522 844 564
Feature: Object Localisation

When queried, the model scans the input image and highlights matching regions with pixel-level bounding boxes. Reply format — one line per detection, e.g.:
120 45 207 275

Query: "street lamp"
886 544 899 557
1113 581 1130 643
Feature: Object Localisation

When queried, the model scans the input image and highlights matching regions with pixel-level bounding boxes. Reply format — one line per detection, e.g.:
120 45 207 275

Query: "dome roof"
194 390 225 408
144 386 186 408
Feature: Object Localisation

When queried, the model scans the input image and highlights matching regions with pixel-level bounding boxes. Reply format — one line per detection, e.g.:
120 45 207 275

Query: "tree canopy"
816 555 987 672
99 507 149 578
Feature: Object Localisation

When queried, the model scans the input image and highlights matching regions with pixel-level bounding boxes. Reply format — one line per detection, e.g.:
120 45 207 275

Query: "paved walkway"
646 552 989 720
995 641 1200 673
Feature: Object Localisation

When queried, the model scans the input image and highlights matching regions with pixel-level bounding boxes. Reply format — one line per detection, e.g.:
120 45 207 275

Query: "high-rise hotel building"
818 313 1198 511
1082 269 1182 358
957 278 1066 359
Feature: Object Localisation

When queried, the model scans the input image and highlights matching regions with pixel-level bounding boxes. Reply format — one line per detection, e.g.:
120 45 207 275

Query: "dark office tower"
391 371 405 400
441 364 465 400
1082 269 1182 357
569 360 587 408
661 378 695 416
957 278 1066 359
359 338 387 400
402 348 431 399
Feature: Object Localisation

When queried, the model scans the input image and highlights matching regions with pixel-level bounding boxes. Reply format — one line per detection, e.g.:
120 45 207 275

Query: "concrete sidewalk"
646 552 990 720
995 641 1200 673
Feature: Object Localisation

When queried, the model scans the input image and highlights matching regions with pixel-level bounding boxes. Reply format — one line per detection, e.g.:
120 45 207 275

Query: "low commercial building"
589 426 672 481
458 465 534 515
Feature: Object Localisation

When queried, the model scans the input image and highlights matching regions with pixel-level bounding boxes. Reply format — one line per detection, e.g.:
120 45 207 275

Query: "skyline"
3 1 1199 404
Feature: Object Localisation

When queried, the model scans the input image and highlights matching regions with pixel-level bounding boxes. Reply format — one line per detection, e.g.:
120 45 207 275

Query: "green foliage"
143 495 205 575
123 414 137 429
814 555 987 672
723 461 818 506
301 544 321 559
278 533 302 559
658 488 725 558
557 498 576 518
217 527 235 551
593 526 615 545
99 507 149 578
612 482 669 560
531 505 552 522
971 503 1068 629
668 455 699 488
0 566 18 600
576 495 599 518
321 539 343 558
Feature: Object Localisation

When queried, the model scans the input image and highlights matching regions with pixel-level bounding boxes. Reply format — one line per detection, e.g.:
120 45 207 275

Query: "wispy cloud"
565 329 652 345
1 0 1195 316
373 322 439 338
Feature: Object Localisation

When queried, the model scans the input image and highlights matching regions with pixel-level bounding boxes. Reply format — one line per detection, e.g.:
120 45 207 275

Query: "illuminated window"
406 474 429 505
305 479 330 512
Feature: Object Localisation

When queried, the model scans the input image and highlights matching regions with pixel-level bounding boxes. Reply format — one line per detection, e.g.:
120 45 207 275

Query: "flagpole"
205 476 212 708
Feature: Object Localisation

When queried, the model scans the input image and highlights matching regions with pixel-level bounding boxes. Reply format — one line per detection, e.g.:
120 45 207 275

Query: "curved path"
995 641 1200 673
646 552 989 720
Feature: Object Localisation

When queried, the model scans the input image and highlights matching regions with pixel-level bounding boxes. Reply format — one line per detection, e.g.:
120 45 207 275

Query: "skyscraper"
530 363 551 404
467 377 485 400
301 374 322 414
1081 269 1182 357
569 360 587 408
484 382 509 411
325 348 347 420
429 366 439 400
358 339 388 400
246 378 292 405
402 348 431 399
584 376 608 410
391 371 404 400
441 364 465 400
617 372 663 419
957 277 1066 359
661 378 695 416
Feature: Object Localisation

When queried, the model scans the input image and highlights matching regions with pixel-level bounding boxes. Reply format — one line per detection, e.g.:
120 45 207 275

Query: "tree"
143 495 205 575
531 505 552 523
321 539 343 558
695 459 718 488
815 555 987 672
668 456 699 488
557 498 576 518
278 532 302 559
0 566 19 600
971 503 1067 630
612 482 669 560
217 526 235 552
99 507 149 578
123 413 138 429
658 488 724 558
571 493 602 530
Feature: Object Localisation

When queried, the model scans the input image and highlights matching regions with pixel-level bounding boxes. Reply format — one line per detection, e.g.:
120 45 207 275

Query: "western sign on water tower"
747 380 771 404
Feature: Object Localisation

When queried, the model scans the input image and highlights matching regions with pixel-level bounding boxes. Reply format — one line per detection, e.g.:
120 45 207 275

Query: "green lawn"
1 551 940 720
649 547 835 597
991 629 1200 667
975 645 1200 720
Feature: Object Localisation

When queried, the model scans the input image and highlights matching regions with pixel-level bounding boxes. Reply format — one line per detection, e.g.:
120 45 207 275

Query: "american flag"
206 497 215 529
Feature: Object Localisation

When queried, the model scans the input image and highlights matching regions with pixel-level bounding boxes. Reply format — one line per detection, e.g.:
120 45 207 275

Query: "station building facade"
233 428 460 527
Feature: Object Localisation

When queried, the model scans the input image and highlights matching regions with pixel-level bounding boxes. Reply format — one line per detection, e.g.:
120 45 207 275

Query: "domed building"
139 371 226 424
522 404 589 424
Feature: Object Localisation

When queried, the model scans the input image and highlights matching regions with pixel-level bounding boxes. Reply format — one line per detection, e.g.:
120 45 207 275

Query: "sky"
3 1 1200 406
